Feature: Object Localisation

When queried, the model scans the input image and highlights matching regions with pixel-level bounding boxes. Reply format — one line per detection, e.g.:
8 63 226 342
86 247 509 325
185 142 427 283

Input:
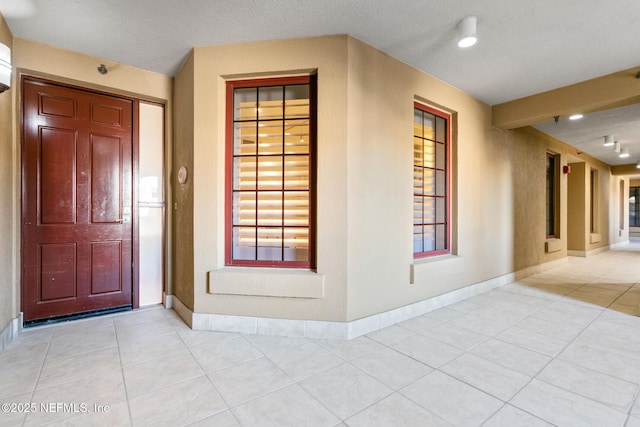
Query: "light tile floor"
2 243 640 426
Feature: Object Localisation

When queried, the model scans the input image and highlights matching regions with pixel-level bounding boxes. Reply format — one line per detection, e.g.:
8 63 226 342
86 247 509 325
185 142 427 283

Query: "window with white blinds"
413 103 450 257
226 76 315 267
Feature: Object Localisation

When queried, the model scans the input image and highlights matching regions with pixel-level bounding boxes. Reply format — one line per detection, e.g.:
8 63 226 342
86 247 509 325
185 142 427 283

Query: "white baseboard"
0 313 23 352
171 271 517 340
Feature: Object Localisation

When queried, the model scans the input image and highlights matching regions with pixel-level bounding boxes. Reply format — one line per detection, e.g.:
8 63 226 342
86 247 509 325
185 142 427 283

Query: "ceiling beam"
611 164 640 176
492 66 640 130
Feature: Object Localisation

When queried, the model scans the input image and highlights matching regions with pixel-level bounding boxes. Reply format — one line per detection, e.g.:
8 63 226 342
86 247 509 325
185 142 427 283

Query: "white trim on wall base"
171 271 517 340
0 313 23 352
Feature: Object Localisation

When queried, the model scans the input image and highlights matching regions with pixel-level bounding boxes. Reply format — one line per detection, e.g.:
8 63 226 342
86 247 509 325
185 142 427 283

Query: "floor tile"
128 376 227 427
351 347 432 390
263 339 344 381
534 301 602 328
627 416 640 427
39 400 132 427
0 364 40 400
559 340 640 384
365 325 415 346
177 329 239 348
440 353 531 401
344 393 452 427
495 326 567 357
399 371 503 427
38 347 121 390
0 341 48 371
389 334 463 368
299 363 392 419
0 392 31 427
446 313 513 336
470 338 552 377
632 392 640 417
535 359 638 412
123 350 204 397
516 315 583 342
118 330 188 366
483 404 553 427
26 369 126 426
208 357 293 407
190 336 262 373
417 322 490 351
46 327 117 360
187 410 239 426
232 384 339 427
510 379 627 427
313 336 385 361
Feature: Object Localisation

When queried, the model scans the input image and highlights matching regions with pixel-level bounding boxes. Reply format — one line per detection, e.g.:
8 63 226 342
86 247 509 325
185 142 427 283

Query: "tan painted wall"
176 35 516 322
508 127 569 270
175 34 632 323
0 15 16 334
178 36 349 321
567 162 587 252
344 38 514 319
173 52 195 310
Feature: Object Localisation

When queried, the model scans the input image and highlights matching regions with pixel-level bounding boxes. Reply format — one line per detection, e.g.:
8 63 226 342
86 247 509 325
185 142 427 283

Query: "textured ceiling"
534 104 640 167
2 0 640 167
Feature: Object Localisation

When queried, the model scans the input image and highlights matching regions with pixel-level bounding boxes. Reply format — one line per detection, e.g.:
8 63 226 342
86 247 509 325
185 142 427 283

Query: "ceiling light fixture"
0 43 11 93
620 148 630 158
614 141 621 153
569 114 583 120
457 16 477 48
636 162 640 169
603 135 614 147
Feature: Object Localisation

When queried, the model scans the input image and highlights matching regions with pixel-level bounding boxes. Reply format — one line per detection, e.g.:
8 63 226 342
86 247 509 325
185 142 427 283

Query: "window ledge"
208 268 324 299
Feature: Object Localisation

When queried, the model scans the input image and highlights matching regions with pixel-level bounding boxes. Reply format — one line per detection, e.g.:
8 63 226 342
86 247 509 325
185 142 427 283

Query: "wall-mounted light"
458 16 478 48
614 141 621 153
620 148 630 158
603 135 614 147
0 42 11 93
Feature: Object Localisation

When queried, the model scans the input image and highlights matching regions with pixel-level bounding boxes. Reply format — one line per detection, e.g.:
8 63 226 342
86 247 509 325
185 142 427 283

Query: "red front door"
21 78 134 322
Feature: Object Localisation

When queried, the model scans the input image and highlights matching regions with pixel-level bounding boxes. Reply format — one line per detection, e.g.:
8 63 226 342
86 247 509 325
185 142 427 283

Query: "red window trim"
413 101 451 259
224 75 317 268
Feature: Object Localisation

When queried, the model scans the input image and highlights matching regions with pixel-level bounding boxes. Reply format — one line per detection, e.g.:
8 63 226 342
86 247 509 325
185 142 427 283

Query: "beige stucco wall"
0 15 16 335
344 37 514 320
175 34 636 324
176 35 349 321
567 162 587 252
173 52 195 310
175 35 518 322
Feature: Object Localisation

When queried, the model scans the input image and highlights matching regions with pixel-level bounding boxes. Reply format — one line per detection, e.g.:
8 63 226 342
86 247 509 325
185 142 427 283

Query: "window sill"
208 267 324 299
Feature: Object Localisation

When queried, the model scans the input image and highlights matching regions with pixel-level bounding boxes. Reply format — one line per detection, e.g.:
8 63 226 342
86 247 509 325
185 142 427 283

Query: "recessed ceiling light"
569 114 583 120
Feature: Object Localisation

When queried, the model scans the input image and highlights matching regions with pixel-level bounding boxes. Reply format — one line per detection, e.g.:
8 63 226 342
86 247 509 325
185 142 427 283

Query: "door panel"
22 78 134 322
